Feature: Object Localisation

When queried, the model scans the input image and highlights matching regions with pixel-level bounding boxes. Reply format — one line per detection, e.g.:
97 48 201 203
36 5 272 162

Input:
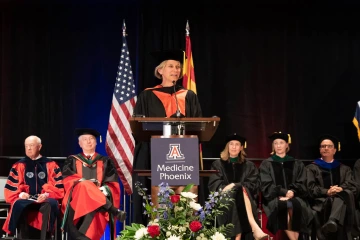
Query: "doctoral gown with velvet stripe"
134 84 202 118
61 153 120 240
208 159 260 239
132 84 202 225
259 156 313 234
2 157 64 234
306 159 358 240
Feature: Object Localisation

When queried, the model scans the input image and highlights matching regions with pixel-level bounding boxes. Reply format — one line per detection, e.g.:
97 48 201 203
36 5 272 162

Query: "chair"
0 176 11 238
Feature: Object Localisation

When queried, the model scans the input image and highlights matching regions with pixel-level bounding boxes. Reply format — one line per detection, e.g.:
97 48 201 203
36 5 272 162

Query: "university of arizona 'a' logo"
166 144 185 160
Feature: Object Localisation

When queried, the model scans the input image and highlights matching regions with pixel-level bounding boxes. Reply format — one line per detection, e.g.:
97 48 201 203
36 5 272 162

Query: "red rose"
147 225 160 238
170 195 180 203
189 221 202 232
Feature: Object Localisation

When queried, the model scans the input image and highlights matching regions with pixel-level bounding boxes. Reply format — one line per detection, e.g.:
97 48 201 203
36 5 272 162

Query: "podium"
129 117 220 205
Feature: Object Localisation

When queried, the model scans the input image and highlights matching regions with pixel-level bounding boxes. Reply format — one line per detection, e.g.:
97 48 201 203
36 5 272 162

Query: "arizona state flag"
353 101 360 141
183 20 203 170
183 21 197 94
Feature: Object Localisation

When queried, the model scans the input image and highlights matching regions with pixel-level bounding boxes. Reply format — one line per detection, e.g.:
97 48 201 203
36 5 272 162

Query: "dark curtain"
1 1 360 170
137 2 360 161
0 1 139 162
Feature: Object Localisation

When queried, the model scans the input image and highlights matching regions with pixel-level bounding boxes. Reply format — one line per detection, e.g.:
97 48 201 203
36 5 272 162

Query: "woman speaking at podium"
134 49 202 118
132 49 202 224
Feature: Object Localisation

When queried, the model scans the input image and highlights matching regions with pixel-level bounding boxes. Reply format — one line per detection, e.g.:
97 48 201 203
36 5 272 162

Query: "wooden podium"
129 117 220 205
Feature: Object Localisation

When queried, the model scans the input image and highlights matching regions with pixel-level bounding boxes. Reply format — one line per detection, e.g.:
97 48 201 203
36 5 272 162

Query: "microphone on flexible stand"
172 80 182 118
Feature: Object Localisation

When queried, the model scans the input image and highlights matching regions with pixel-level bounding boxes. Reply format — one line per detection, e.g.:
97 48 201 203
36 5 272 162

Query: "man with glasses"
306 134 358 240
2 135 64 239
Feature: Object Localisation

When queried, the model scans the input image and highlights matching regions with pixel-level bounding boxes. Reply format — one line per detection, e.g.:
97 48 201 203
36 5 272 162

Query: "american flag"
106 22 136 194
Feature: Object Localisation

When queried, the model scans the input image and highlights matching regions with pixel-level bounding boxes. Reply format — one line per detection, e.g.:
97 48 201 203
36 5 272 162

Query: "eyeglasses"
320 144 334 149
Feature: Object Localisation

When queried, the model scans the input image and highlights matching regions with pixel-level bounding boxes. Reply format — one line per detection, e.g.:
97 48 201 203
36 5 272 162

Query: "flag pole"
123 19 127 230
186 20 190 36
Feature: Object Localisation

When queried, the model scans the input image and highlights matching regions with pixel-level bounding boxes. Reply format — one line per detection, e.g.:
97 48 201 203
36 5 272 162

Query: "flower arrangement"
117 182 234 240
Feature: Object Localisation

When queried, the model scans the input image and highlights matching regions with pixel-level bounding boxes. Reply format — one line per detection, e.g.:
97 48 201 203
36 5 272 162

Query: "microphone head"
172 80 176 85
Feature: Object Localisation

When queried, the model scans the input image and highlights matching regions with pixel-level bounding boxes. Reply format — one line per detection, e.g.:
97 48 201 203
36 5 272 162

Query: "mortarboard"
75 128 102 143
150 49 185 65
269 131 291 144
225 133 247 148
319 134 341 151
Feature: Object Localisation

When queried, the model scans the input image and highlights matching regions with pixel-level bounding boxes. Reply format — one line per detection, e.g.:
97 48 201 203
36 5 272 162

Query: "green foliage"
117 182 235 240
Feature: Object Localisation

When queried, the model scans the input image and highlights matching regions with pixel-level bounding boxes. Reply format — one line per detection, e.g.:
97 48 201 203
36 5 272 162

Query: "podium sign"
151 137 199 186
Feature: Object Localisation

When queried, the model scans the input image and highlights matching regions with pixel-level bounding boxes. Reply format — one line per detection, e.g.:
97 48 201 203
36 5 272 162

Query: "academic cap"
319 134 341 151
268 131 291 144
225 133 247 148
75 128 102 143
150 49 185 64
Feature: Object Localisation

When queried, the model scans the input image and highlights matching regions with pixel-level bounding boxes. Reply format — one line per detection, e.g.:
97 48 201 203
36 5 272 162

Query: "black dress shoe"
321 219 338 233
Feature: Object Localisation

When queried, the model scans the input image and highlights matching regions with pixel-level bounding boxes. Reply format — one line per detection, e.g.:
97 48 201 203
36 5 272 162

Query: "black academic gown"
132 84 202 224
208 159 259 239
353 159 360 236
307 159 358 240
259 156 313 235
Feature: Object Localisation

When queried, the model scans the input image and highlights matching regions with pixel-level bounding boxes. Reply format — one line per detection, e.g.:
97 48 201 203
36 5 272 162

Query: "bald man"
2 135 64 240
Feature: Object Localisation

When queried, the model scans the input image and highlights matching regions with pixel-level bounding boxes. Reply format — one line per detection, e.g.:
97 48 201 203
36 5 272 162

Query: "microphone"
172 81 182 118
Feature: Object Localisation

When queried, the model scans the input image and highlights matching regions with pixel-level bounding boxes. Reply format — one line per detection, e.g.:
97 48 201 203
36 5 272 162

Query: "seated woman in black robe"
208 133 268 240
307 134 359 240
259 132 312 240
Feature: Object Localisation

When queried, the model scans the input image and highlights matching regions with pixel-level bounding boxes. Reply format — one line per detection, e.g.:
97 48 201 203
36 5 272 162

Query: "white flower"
174 206 184 212
167 235 181 240
196 237 202 240
134 227 148 240
180 192 198 199
189 201 202 211
166 231 172 237
211 232 226 240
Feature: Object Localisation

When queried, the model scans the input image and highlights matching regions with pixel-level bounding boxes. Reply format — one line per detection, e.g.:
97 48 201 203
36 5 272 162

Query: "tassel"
288 134 292 144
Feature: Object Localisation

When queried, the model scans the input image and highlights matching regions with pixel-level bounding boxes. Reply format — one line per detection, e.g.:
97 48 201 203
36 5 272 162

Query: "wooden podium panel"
129 117 220 142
